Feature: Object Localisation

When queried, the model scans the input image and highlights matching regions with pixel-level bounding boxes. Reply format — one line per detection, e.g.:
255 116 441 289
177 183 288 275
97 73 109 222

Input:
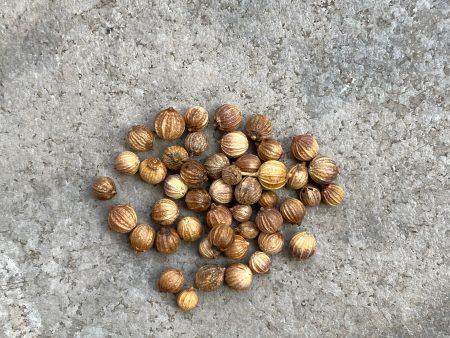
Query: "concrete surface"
1 0 449 337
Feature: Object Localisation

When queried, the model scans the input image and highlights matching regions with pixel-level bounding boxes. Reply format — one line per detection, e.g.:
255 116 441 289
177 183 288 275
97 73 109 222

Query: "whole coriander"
185 106 209 132
221 164 242 186
258 191 279 208
220 131 249 158
155 228 181 254
206 204 233 228
224 263 253 290
162 145 189 171
287 163 309 189
321 183 345 206
258 232 284 255
139 157 167 184
159 268 184 293
257 138 283 161
308 155 338 184
214 104 242 132
164 175 188 199
177 287 199 311
92 176 116 200
230 204 252 222
245 113 273 141
108 204 137 233
198 237 221 259
235 153 261 174
114 151 140 175
204 153 230 179
209 179 234 204
248 251 271 274
151 198 179 226
234 177 262 205
280 198 305 225
223 235 250 260
208 224 235 250
257 160 288 190
236 221 260 240
185 131 208 156
154 107 185 140
185 188 211 212
180 160 208 187
255 208 284 234
177 216 203 241
291 135 319 161
195 265 226 292
129 224 156 253
289 231 316 260
299 184 321 206
127 125 154 152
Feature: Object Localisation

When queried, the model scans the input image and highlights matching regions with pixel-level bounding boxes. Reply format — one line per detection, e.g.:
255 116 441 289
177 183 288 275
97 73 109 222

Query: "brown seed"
151 198 179 226
289 231 316 260
287 163 309 189
220 131 249 158
155 228 181 254
198 237 221 259
245 113 273 141
208 224 235 250
234 177 262 205
92 176 116 200
114 151 140 175
221 165 242 186
214 104 242 132
204 153 230 179
177 216 202 241
280 198 305 225
164 174 188 199
223 235 250 260
258 191 279 208
257 160 288 190
235 153 261 174
230 204 253 222
184 131 208 156
299 184 321 206
308 155 338 184
255 208 284 234
180 160 208 187
185 188 211 212
129 224 156 253
206 204 233 228
159 268 184 293
321 183 345 206
209 179 234 204
291 134 319 161
139 157 167 184
154 107 185 140
195 265 225 292
258 232 284 255
127 125 155 152
224 263 253 290
184 106 209 132
248 251 271 274
236 221 260 240
257 138 283 161
177 287 199 311
162 145 189 171
108 204 137 233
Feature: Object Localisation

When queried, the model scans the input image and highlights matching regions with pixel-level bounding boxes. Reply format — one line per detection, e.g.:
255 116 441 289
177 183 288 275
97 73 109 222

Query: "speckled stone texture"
1 0 449 337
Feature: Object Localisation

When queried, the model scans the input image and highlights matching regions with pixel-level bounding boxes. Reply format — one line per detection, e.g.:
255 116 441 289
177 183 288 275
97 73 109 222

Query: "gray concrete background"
1 0 449 337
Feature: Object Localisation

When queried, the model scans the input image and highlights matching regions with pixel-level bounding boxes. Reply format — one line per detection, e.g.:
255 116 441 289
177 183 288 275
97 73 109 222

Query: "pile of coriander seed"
92 104 345 311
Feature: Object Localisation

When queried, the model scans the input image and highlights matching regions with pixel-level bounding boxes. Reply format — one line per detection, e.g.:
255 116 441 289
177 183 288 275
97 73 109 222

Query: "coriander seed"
154 107 185 140
92 176 116 200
